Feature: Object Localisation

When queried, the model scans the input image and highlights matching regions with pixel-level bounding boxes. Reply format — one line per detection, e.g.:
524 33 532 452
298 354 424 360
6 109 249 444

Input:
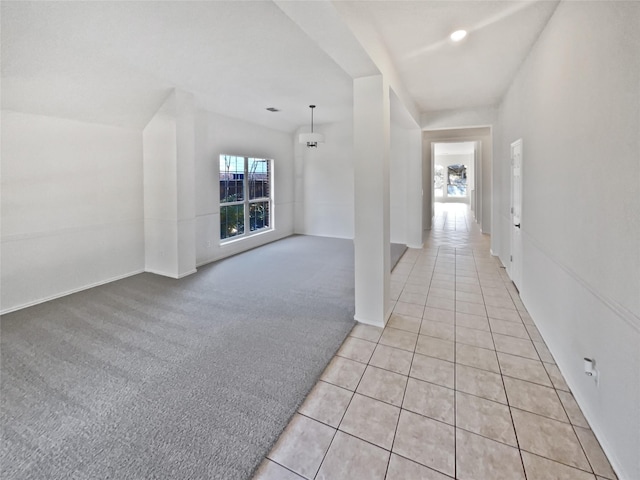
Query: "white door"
510 139 523 290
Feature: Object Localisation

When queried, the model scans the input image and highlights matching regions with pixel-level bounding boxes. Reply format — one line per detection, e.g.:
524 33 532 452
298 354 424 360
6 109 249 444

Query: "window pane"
220 205 244 239
447 164 467 197
248 158 270 200
220 155 244 202
434 165 444 198
249 201 270 232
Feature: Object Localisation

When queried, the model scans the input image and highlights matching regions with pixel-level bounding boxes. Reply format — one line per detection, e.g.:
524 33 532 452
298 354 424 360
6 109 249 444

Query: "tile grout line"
298 398 602 475
483 248 529 480
332 348 589 420
263 459 307 479
384 250 425 480
311 322 379 479
452 245 459 479
260 206 616 480
558 389 602 477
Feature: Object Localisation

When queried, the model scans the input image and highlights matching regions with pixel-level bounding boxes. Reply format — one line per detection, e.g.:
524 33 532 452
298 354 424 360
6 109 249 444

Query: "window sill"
219 228 274 247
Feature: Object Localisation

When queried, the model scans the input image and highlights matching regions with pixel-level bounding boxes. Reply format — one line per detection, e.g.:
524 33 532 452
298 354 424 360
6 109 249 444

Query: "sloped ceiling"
1 1 353 131
1 1 559 131
334 0 559 112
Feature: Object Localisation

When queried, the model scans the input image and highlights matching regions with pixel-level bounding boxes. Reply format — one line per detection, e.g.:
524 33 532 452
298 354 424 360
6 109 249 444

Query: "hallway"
254 204 617 480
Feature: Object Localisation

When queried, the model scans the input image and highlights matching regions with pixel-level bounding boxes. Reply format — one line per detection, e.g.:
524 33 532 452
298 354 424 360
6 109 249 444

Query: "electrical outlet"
584 357 600 387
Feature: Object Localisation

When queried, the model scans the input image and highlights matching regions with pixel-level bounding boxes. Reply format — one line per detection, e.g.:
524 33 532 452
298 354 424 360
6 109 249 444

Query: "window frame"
219 154 273 243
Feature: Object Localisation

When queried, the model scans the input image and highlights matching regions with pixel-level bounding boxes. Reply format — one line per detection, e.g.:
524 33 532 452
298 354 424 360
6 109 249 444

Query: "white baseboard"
177 269 197 279
354 305 392 328
196 258 214 268
0 269 144 315
353 314 386 328
144 268 176 278
144 268 197 279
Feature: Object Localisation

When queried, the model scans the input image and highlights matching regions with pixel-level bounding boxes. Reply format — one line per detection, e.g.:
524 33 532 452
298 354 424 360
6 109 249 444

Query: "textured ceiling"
1 1 559 131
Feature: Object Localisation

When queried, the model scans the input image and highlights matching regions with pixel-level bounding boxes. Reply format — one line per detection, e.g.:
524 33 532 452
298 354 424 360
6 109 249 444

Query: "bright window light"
450 30 467 42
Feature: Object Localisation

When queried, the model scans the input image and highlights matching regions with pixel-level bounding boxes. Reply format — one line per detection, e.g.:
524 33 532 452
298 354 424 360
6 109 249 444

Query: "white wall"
405 129 424 248
194 110 295 265
495 2 640 478
294 106 422 247
390 122 423 247
390 124 409 244
294 120 355 239
1 110 144 313
390 89 423 248
1 104 294 310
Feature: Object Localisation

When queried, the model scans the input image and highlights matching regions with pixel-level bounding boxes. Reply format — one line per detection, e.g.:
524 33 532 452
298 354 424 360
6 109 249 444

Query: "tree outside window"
447 164 467 197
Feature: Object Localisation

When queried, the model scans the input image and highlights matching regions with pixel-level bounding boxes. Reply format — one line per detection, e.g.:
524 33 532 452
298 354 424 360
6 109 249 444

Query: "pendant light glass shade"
299 132 324 147
299 105 324 147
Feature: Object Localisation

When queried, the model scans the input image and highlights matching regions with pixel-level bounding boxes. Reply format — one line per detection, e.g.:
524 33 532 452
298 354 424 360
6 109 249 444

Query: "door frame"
430 140 479 209
422 128 492 234
509 138 523 290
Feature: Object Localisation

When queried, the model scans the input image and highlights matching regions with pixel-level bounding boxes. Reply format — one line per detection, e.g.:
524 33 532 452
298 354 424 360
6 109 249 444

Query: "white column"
143 89 196 279
175 90 197 278
353 75 391 327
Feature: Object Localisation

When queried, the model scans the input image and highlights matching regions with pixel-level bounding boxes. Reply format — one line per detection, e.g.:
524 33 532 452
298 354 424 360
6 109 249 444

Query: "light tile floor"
253 203 617 480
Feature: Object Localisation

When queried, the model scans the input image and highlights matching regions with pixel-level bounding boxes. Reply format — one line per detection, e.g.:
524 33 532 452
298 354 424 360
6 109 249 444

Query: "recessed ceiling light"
266 107 280 112
450 30 467 42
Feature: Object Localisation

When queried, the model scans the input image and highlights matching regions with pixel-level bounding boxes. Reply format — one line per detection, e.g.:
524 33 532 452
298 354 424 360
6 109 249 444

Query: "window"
447 164 467 197
219 155 272 241
434 164 444 198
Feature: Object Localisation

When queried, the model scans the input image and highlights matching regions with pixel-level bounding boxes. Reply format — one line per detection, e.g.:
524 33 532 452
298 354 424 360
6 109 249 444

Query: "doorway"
423 127 492 235
432 141 477 206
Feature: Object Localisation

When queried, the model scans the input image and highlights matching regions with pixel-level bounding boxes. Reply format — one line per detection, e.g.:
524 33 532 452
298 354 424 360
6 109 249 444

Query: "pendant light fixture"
299 105 324 148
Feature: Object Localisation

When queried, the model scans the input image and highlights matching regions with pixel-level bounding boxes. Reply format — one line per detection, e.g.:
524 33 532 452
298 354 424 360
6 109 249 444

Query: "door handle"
515 223 521 228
